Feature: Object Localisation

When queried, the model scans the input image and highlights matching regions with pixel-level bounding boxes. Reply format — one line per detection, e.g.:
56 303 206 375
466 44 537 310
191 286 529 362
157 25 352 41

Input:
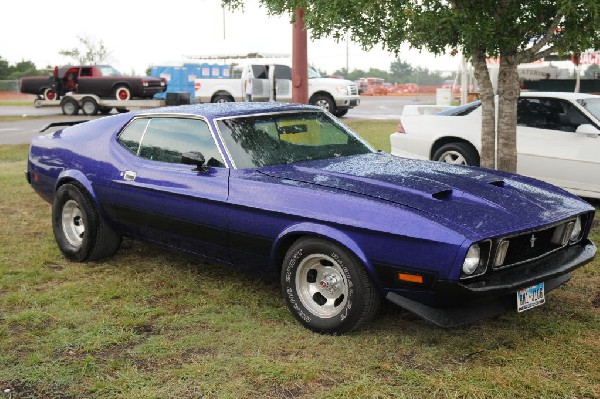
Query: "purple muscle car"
27 102 596 334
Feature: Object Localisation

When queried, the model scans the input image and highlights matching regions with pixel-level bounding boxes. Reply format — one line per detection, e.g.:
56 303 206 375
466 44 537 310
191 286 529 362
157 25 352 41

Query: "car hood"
258 153 590 238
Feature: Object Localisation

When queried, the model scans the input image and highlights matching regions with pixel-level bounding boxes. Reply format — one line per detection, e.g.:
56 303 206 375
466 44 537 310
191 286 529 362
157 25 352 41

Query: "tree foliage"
224 0 600 172
0 56 48 80
59 35 108 65
330 60 448 85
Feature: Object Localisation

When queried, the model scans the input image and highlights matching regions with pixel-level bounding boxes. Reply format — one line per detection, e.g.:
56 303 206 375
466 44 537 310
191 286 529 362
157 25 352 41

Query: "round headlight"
570 216 582 242
462 244 481 275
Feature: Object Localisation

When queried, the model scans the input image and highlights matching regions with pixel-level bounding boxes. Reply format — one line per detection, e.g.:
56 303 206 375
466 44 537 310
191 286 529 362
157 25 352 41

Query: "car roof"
134 102 322 120
520 91 600 100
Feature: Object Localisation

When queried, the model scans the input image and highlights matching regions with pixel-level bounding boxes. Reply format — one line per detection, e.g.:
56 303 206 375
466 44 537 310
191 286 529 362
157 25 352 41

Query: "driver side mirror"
181 151 207 171
575 124 600 138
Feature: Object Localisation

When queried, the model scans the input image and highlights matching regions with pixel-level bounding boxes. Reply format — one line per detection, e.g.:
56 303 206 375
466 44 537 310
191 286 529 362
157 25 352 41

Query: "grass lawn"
0 124 598 398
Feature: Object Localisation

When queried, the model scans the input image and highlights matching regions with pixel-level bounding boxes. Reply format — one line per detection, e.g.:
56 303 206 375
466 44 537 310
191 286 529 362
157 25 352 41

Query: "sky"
1 0 463 76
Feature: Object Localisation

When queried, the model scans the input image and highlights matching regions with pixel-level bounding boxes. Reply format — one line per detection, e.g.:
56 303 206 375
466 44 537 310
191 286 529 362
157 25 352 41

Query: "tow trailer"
33 94 166 116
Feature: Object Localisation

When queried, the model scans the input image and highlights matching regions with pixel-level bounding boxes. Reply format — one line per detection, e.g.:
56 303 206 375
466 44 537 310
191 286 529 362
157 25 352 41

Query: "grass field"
0 123 599 398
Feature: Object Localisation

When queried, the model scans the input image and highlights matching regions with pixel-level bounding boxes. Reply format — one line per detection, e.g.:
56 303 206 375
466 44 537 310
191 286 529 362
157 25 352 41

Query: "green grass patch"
346 119 397 153
0 100 32 106
0 115 48 123
0 142 599 398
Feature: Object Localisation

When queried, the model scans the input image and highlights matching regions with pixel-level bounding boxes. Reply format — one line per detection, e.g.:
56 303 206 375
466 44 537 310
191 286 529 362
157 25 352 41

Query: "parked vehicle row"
391 91 600 199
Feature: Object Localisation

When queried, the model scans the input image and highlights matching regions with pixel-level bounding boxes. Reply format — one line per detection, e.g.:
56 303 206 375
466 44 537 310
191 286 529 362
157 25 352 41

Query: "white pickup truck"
194 64 360 117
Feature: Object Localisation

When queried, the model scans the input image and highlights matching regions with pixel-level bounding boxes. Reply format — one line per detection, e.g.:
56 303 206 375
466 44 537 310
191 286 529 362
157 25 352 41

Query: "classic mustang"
27 103 596 334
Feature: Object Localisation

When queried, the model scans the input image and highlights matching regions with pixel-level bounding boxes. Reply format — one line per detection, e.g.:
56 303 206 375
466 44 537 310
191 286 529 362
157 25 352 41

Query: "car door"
109 116 231 262
250 64 270 101
516 97 600 196
272 64 292 102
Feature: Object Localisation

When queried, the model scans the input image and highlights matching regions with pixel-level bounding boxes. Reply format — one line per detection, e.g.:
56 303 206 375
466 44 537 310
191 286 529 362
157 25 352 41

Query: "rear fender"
56 170 98 205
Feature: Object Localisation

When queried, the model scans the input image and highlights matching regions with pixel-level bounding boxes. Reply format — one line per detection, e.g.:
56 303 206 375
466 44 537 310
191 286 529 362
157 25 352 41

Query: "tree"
389 59 414 82
0 57 10 80
225 0 600 172
0 57 47 80
583 64 600 79
59 35 108 65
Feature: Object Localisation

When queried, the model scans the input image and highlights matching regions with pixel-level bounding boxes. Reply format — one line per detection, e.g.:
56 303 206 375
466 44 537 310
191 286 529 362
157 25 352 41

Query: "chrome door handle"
123 170 137 181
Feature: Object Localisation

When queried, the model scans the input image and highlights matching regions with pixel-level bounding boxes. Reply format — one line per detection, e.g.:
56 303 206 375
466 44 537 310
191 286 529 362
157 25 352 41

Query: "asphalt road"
0 95 436 145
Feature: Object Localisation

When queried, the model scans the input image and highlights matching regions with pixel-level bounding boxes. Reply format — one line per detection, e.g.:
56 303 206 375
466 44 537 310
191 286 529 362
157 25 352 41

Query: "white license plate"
517 282 545 312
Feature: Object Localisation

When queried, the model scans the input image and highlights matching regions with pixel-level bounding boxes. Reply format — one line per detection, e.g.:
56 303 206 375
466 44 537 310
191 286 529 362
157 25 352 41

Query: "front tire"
281 237 380 334
52 183 121 262
432 142 479 166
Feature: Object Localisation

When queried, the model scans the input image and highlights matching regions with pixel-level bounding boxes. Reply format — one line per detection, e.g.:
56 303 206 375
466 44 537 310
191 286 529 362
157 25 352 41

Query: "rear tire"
114 85 131 101
281 237 381 334
310 94 336 114
213 94 234 103
432 142 479 166
43 88 58 101
52 183 121 262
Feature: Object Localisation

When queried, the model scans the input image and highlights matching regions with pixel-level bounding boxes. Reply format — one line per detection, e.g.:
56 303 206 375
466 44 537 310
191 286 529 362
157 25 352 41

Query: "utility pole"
292 8 308 104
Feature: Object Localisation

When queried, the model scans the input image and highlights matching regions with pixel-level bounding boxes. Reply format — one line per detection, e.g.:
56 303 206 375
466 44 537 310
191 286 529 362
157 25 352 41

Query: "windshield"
578 98 600 121
99 66 123 76
308 68 321 79
216 111 374 169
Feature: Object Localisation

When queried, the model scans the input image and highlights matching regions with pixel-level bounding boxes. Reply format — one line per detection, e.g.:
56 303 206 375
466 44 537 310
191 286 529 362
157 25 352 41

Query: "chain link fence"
0 80 19 92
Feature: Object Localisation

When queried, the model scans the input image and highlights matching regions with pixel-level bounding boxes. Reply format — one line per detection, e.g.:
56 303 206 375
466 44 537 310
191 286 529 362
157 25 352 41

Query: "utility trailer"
33 94 166 116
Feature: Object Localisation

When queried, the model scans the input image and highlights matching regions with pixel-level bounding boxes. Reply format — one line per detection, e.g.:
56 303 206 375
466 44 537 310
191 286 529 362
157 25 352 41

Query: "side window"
252 65 268 79
137 118 225 167
518 98 589 132
273 65 292 80
117 118 149 154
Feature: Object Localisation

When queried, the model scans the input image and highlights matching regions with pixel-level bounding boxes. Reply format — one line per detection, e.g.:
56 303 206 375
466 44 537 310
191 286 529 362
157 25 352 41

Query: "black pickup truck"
20 65 167 101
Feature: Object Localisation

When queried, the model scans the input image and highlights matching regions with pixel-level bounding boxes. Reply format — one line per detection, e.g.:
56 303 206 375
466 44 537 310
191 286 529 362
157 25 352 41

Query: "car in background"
391 92 600 199
20 65 167 101
27 102 596 334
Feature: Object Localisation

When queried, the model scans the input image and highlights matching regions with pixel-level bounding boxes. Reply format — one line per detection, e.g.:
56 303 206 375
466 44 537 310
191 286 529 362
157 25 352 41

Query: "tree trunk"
470 52 496 169
496 54 520 173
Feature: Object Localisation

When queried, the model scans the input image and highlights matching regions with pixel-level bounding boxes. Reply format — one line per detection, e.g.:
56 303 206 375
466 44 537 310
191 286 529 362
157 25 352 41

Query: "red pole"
292 8 308 104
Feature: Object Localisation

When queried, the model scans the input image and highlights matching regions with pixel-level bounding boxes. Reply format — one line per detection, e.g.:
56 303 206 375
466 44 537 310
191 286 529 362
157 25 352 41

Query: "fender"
56 169 98 205
272 222 376 279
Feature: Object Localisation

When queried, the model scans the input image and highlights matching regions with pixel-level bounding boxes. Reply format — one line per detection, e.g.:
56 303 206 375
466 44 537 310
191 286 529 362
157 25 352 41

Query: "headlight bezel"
460 240 491 280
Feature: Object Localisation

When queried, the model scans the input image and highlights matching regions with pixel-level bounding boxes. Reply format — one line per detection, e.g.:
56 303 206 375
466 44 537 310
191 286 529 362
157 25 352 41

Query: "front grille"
501 228 558 267
494 219 578 269
348 85 358 96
